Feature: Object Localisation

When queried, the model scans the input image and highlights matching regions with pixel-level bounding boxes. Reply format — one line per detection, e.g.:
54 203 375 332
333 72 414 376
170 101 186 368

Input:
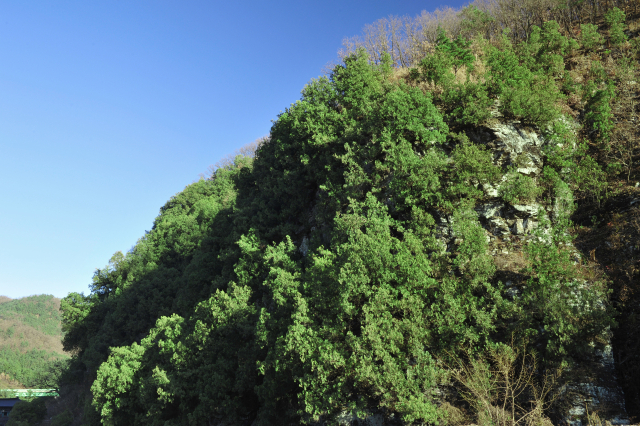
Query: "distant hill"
0 295 68 388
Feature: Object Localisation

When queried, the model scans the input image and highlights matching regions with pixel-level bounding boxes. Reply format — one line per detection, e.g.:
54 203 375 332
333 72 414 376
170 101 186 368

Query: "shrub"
442 82 493 126
584 80 615 146
451 203 496 285
51 410 73 426
460 4 495 39
589 60 608 83
447 134 501 200
580 24 604 51
500 73 562 127
435 28 476 77
419 51 454 87
520 217 614 364
561 71 580 94
604 7 627 46
453 343 558 426
572 154 608 203
488 41 562 127
523 21 574 76
500 172 541 204
6 397 50 426
542 121 608 204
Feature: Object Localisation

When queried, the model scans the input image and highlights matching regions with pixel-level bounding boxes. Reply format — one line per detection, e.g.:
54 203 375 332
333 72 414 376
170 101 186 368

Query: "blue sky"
0 0 466 299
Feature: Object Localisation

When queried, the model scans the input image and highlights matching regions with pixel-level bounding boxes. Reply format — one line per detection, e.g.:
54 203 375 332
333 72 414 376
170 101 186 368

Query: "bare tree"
452 342 560 426
337 0 639 68
205 136 269 180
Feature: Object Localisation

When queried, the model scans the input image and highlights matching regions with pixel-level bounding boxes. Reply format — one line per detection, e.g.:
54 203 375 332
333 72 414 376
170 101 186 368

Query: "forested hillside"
0 295 68 389
40 0 640 425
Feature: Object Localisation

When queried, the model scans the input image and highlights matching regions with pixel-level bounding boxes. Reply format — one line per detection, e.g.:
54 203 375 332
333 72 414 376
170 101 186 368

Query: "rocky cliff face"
450 120 629 425
469 121 629 426
330 119 631 426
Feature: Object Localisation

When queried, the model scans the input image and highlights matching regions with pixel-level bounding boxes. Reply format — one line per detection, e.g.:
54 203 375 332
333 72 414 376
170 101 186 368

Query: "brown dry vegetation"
0 373 25 389
340 0 640 66
0 319 65 355
0 295 67 390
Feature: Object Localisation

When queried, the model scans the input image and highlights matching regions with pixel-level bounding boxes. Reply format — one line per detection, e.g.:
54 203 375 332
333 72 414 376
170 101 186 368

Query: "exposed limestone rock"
396 118 628 426
464 119 628 425
511 203 543 217
299 236 309 256
513 218 525 235
476 202 504 220
334 411 385 426
488 122 543 153
517 165 540 175
482 181 499 197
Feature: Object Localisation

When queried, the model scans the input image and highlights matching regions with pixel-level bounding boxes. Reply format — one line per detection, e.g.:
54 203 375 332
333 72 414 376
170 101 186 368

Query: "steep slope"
56 3 640 426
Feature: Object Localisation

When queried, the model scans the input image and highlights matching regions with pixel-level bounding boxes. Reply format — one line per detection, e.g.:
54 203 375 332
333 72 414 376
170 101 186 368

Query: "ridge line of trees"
339 0 638 67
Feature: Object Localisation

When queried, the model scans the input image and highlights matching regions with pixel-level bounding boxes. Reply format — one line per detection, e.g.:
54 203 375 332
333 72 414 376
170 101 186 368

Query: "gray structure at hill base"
0 398 20 426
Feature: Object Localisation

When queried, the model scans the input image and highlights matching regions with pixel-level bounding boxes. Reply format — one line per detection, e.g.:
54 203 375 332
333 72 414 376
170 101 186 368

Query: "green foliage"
487 36 563 126
0 296 68 388
441 82 492 126
445 134 501 201
58 34 623 425
460 5 495 39
60 292 95 352
499 73 562 127
542 120 608 203
604 7 627 46
584 80 615 146
561 70 580 94
572 154 608 202
0 348 66 388
450 203 497 285
515 217 614 365
418 29 475 87
521 21 576 76
435 28 475 76
589 60 608 83
580 24 604 51
0 295 62 336
50 410 73 426
419 51 454 86
6 397 50 426
499 172 541 204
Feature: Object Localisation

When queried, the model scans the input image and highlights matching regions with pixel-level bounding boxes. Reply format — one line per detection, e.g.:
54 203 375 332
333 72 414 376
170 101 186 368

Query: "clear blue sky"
0 0 466 299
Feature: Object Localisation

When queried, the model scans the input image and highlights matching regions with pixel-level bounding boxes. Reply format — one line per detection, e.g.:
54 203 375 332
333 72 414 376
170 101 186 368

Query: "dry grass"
0 296 12 304
451 342 560 426
389 66 411 83
629 18 640 33
0 319 65 355
441 401 469 426
0 372 25 389
494 250 529 274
